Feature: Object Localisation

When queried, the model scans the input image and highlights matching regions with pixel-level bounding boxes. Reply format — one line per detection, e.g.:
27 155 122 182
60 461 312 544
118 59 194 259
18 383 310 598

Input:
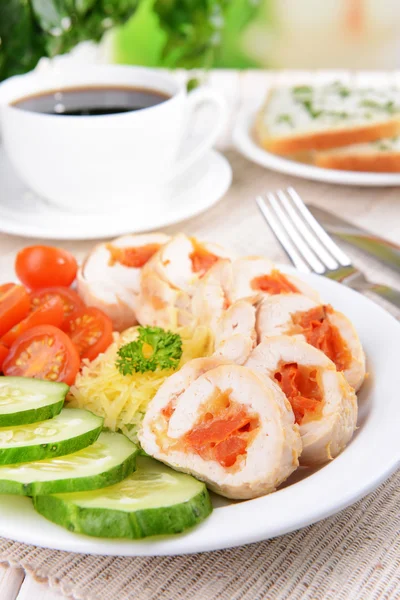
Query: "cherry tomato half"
16 246 78 290
0 343 9 372
3 325 80 385
0 284 30 337
1 297 64 347
30 287 85 325
63 307 113 362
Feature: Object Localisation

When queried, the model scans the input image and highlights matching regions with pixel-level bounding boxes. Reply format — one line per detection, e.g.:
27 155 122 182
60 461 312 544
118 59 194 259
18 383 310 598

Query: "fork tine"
256 196 311 273
287 187 352 267
277 190 339 271
267 192 326 274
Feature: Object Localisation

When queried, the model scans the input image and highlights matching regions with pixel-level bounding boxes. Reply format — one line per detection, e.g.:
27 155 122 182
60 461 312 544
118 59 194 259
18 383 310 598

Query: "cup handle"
170 87 227 179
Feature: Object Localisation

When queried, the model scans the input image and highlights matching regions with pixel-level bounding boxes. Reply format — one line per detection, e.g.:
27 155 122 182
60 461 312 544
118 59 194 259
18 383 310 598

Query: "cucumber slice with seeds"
33 457 213 539
0 377 67 427
0 432 137 495
0 408 103 465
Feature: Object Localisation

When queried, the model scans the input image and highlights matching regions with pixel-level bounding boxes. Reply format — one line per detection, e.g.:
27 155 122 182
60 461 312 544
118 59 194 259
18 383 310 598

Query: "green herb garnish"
385 100 397 114
301 100 322 119
374 138 397 151
330 82 351 97
276 114 293 126
291 86 323 118
292 85 313 95
359 99 398 113
338 87 350 98
325 110 349 119
116 327 183 375
360 99 384 110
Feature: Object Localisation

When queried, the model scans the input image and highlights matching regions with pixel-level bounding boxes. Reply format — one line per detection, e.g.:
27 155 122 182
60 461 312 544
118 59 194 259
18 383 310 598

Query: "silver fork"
256 187 400 311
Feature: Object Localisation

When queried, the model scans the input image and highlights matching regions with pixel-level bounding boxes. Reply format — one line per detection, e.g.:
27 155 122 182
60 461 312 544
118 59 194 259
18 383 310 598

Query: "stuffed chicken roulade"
256 294 366 391
139 357 302 499
192 256 320 330
77 233 170 331
136 234 232 329
245 336 357 466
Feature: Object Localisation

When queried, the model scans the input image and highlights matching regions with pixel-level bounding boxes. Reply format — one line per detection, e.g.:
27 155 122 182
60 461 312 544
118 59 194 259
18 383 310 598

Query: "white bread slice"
314 136 400 172
255 83 400 155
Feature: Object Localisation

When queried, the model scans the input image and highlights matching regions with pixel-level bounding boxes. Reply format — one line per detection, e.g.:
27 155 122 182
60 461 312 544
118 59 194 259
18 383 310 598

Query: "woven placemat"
0 151 399 599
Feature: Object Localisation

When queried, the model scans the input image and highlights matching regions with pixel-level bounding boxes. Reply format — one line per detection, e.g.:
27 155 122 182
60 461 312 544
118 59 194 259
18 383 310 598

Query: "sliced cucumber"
0 377 67 427
0 432 137 495
33 457 213 539
0 408 103 465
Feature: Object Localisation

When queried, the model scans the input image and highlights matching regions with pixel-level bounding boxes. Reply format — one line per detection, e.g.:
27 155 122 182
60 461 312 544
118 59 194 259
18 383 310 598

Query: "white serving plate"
0 267 398 556
233 107 400 187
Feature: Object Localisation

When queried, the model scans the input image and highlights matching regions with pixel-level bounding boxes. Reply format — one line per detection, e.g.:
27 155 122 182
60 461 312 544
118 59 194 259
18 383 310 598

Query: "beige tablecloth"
0 151 399 599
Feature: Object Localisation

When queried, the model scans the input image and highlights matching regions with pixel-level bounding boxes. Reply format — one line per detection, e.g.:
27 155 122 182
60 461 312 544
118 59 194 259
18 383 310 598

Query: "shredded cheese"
68 326 213 443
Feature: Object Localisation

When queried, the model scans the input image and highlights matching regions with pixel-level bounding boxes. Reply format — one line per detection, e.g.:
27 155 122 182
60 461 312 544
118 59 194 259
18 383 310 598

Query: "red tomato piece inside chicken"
214 437 248 468
184 393 259 468
292 305 351 371
274 363 323 424
106 243 162 268
251 270 299 294
189 239 220 277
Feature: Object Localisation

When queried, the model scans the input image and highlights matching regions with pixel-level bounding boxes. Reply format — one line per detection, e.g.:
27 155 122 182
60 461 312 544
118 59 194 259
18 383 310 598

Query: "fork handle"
359 282 400 312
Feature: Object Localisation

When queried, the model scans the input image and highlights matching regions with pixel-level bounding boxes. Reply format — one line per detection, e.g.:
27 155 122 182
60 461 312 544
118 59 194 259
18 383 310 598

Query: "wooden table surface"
0 69 399 600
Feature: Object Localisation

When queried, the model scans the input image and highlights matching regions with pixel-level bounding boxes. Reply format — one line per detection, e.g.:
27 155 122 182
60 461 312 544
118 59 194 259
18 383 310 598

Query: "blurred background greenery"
1 1 400 81
114 0 266 69
0 0 261 81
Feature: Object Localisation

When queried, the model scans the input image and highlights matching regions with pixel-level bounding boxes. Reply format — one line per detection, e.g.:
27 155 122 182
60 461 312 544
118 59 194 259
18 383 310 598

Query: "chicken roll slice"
134 268 193 329
77 233 170 331
245 336 357 466
191 259 233 330
136 234 232 328
139 359 301 500
192 256 320 330
257 294 366 391
146 234 232 295
213 300 258 365
231 257 320 303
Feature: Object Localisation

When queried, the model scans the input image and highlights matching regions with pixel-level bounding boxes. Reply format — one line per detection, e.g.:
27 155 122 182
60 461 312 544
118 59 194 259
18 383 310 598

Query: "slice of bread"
314 136 400 172
255 83 400 155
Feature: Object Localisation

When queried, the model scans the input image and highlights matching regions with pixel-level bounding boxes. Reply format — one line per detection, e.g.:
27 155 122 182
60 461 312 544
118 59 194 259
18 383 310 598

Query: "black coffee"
11 85 170 116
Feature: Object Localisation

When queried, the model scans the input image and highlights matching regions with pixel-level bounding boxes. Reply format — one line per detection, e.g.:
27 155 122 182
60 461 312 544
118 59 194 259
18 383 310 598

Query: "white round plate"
233 107 400 187
0 148 232 240
0 268 398 556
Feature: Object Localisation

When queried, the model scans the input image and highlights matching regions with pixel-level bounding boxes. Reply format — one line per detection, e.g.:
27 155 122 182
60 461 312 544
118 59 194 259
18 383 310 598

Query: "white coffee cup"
0 65 226 213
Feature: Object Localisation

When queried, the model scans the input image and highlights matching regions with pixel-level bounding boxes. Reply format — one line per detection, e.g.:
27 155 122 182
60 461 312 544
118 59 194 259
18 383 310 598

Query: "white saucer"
0 148 232 240
233 107 400 187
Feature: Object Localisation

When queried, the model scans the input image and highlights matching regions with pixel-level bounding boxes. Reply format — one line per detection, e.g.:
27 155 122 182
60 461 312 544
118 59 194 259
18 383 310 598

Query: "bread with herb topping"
255 83 400 155
314 136 400 172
